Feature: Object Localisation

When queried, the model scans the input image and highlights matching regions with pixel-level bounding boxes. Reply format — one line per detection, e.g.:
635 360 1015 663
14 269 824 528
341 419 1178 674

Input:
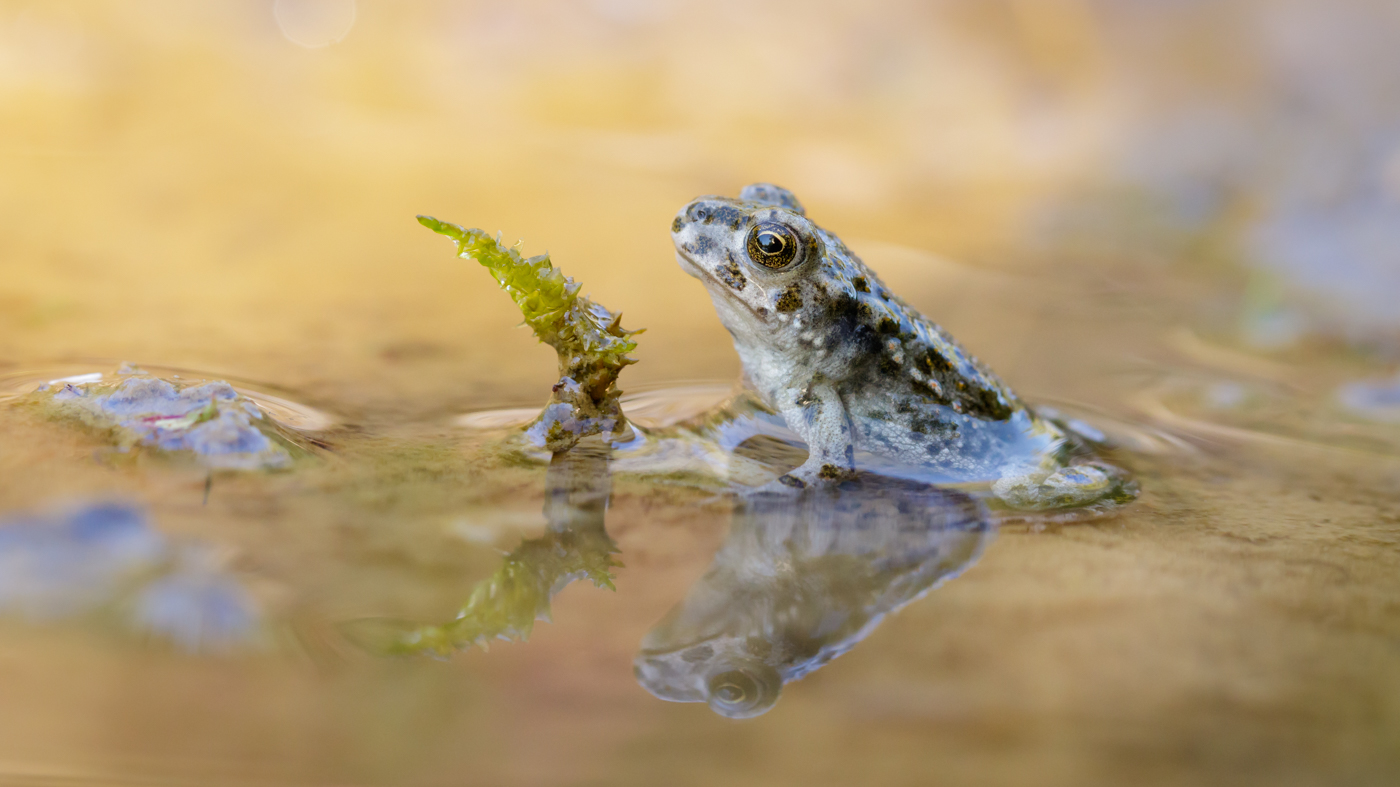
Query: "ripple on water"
451 382 737 432
1133 374 1400 460
456 383 804 488
454 384 1165 513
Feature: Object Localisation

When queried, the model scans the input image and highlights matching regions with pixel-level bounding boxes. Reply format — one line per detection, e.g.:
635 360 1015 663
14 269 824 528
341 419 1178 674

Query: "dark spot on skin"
918 349 953 374
857 302 875 320
671 216 684 233
682 645 715 662
745 636 775 659
877 317 899 335
878 290 891 301
819 464 848 480
853 277 870 293
964 386 1013 421
905 344 1016 421
740 183 806 215
709 205 749 230
776 285 803 313
907 378 952 406
719 250 747 291
878 354 901 375
778 474 806 488
756 307 769 318
692 235 716 256
823 293 883 359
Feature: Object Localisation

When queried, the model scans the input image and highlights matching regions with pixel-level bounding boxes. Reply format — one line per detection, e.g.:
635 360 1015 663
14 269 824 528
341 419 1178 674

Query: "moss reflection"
347 438 620 657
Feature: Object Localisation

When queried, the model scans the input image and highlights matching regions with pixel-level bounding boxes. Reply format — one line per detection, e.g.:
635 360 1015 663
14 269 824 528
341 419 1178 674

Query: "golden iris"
746 222 799 269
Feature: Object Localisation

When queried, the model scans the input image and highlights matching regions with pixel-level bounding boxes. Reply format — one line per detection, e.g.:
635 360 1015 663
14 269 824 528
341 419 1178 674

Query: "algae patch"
418 216 640 451
22 367 302 470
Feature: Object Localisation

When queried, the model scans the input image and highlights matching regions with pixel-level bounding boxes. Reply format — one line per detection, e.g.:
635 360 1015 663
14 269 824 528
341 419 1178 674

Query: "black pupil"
757 231 785 255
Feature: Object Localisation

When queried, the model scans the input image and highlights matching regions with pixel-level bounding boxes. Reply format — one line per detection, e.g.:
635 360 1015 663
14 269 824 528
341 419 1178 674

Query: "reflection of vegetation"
359 439 619 657
418 216 639 451
388 524 619 657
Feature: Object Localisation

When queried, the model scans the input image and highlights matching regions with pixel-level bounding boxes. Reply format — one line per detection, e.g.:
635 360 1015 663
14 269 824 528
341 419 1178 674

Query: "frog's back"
810 233 1065 481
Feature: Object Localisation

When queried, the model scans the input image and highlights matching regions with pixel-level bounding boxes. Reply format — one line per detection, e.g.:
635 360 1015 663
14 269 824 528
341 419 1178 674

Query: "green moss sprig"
418 216 639 451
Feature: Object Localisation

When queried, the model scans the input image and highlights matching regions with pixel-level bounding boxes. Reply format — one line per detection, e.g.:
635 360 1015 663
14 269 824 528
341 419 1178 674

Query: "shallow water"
2 2 1400 785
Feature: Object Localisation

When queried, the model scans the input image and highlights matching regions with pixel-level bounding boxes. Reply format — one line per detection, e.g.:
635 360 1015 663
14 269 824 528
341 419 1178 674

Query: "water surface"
2 2 1399 785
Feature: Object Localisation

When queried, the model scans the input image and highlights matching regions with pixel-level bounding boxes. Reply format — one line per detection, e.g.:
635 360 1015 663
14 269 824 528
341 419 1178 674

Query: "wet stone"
26 371 296 470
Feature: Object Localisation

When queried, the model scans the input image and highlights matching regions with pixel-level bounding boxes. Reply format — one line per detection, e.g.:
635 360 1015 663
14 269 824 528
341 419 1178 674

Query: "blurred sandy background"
3 0 1395 420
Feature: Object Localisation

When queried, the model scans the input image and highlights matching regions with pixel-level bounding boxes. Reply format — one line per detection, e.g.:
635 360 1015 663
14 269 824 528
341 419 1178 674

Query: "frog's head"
633 631 784 719
671 184 829 336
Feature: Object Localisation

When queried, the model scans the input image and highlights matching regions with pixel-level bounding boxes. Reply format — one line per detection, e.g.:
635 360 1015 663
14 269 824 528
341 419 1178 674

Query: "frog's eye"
746 222 800 269
705 664 782 718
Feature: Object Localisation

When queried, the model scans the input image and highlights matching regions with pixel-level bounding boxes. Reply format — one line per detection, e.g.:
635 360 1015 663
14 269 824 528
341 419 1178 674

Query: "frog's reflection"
634 476 991 718
366 441 991 720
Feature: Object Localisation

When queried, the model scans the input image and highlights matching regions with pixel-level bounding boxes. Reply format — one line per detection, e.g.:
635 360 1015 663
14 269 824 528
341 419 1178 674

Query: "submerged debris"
1338 373 1400 424
24 366 298 470
418 216 640 452
0 502 261 652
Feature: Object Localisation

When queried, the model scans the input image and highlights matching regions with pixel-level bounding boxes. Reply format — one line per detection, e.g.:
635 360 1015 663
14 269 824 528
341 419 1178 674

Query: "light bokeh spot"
273 0 356 48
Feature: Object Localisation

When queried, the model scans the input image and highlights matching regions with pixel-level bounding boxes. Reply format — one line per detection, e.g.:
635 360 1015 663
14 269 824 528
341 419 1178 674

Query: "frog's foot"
761 458 857 493
992 462 1133 511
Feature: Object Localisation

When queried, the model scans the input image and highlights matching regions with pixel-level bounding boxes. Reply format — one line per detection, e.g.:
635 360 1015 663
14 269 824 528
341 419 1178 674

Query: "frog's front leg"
770 379 857 489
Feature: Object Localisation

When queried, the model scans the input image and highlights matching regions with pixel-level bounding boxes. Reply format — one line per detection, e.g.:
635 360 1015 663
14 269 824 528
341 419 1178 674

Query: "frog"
670 183 1130 509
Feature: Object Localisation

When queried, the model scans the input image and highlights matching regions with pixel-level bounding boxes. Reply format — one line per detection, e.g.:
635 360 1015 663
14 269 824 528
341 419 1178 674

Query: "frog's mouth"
673 248 705 280
674 250 766 321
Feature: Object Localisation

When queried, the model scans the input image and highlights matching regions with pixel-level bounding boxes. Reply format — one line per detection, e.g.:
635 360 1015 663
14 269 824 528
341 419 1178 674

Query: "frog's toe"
757 468 817 494
775 473 809 489
754 460 852 494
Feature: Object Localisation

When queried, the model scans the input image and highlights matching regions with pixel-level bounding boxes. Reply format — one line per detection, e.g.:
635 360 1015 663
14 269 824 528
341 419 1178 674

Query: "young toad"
671 184 1126 509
